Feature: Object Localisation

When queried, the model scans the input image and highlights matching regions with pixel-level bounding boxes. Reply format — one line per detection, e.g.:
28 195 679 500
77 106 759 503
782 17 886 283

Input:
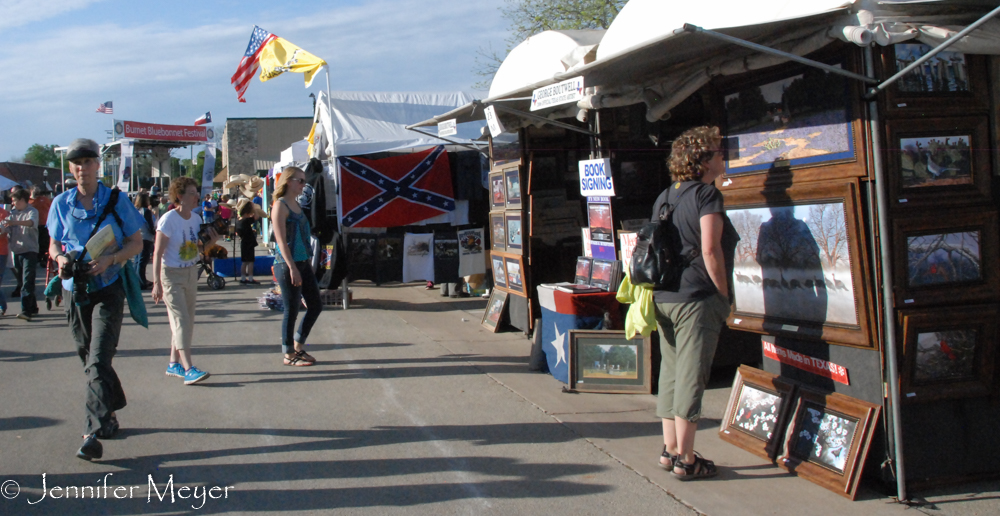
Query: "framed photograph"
504 167 522 209
721 59 858 177
719 365 796 460
568 330 654 394
491 253 508 291
489 172 506 209
505 211 523 253
725 180 876 348
892 209 999 307
879 43 990 115
481 289 509 332
574 257 593 284
504 255 525 295
490 131 521 168
777 390 881 500
490 212 506 252
884 116 991 209
589 259 614 291
899 304 998 403
587 199 614 243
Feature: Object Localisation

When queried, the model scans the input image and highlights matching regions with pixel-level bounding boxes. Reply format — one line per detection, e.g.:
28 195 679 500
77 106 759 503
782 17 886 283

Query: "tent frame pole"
485 102 597 137
405 127 487 155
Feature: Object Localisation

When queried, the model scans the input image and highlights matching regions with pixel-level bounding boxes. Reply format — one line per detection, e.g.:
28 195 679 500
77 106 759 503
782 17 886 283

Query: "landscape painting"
578 343 639 381
728 202 858 326
914 329 978 383
724 67 854 174
906 231 981 287
894 44 969 93
899 135 972 188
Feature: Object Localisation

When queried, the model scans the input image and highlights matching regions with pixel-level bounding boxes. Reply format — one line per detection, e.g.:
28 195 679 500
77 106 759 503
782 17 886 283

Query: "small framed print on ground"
899 304 998 403
892 209 999 307
504 255 525 296
719 366 796 461
481 289 509 332
777 390 881 500
567 330 653 394
491 253 508 291
490 212 506 253
885 116 991 209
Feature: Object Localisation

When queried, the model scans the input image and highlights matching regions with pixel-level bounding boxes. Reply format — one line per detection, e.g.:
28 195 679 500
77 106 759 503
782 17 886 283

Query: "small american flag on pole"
96 101 113 114
231 26 277 103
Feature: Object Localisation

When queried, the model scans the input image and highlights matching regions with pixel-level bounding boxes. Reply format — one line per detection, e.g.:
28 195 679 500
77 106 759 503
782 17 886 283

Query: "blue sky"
0 0 508 161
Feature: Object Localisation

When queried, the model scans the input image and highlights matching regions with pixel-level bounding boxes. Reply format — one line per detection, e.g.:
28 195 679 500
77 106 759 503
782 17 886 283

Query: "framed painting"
720 58 858 177
490 131 521 169
719 365 796 460
589 259 614 291
567 330 654 394
898 304 998 403
885 116 991 209
490 212 506 253
505 211 523 253
490 172 506 209
574 257 593 284
892 209 999 307
777 390 881 500
481 289 509 332
504 167 523 209
724 180 876 348
491 253 508 291
504 255 525 296
878 43 990 115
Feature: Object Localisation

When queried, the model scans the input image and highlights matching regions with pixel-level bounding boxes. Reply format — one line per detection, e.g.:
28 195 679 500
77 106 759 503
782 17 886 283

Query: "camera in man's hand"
62 250 93 306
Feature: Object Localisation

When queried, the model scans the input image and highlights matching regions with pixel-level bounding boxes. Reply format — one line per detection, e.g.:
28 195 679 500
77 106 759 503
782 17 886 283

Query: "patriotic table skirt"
537 285 622 384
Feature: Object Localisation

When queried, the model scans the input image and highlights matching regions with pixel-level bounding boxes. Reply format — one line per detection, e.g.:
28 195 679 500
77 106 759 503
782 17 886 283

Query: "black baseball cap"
66 139 100 161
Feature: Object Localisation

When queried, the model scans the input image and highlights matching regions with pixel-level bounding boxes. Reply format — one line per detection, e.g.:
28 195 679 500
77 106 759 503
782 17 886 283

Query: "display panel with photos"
481 289 509 332
899 304 998 403
720 366 796 460
490 212 506 252
504 255 525 295
879 43 989 115
777 390 880 500
722 61 856 176
491 254 507 290
505 211 523 253
885 116 991 209
724 181 875 348
489 172 506 209
504 167 522 209
574 257 593 284
892 209 999 307
568 330 654 394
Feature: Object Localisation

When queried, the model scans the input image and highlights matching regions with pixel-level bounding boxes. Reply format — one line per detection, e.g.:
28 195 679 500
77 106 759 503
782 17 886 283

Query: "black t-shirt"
650 181 739 303
235 218 257 246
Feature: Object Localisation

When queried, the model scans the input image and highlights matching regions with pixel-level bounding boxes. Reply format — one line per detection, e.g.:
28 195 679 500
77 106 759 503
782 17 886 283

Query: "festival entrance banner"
114 119 217 143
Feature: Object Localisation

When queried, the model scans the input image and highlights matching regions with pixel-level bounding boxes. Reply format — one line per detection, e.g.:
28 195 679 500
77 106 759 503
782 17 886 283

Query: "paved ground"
1 261 998 515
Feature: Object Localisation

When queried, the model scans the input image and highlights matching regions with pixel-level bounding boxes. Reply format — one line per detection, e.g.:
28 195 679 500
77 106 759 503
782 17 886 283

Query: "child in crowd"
236 200 259 284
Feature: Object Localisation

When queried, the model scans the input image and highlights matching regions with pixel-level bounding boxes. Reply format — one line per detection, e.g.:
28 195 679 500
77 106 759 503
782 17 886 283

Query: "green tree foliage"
23 143 69 174
604 345 636 371
474 0 626 89
580 344 604 368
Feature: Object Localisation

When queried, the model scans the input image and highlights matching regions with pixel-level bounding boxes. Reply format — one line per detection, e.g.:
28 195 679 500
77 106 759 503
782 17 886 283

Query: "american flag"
231 26 277 103
96 101 113 114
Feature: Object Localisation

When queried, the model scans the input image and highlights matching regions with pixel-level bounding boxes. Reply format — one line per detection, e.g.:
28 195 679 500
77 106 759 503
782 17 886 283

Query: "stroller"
196 250 226 290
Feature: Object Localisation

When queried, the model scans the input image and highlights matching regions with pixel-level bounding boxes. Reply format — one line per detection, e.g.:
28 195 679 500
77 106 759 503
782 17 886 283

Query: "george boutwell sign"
114 120 217 143
531 76 584 111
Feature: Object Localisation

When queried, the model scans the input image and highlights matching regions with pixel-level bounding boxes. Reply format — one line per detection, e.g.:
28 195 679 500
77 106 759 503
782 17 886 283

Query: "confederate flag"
338 146 455 228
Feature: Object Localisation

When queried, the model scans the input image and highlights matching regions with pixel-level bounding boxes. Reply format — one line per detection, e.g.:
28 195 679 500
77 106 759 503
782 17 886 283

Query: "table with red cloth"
537 284 622 384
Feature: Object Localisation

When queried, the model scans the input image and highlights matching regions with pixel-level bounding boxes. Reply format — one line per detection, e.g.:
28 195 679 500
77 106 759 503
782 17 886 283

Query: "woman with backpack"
652 126 739 481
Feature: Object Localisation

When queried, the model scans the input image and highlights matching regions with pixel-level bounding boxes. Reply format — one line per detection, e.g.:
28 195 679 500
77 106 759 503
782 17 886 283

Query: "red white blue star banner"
337 146 455 228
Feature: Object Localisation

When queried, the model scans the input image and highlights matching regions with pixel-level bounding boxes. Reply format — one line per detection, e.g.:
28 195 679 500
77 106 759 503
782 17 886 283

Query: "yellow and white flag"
258 37 326 87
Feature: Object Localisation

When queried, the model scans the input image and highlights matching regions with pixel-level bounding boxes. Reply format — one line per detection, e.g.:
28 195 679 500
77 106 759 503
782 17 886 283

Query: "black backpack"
630 184 699 290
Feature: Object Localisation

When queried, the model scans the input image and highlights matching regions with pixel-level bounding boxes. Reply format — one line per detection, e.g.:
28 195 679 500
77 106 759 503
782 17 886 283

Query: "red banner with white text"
113 119 216 143
762 338 850 385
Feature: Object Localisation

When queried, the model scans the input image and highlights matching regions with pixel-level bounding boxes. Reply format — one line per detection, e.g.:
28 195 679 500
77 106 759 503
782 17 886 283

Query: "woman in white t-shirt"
151 177 219 385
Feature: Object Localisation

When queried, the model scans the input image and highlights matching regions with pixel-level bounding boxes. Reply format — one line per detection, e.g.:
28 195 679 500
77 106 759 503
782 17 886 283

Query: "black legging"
139 240 154 285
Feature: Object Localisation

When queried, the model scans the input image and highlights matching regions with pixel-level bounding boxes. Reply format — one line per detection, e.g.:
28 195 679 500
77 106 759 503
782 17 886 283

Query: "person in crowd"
48 138 145 461
151 177 217 386
272 166 322 367
0 203 9 317
8 188 40 320
133 192 156 290
217 195 233 242
201 194 215 223
252 191 263 234
30 186 52 263
652 126 738 481
236 200 259 285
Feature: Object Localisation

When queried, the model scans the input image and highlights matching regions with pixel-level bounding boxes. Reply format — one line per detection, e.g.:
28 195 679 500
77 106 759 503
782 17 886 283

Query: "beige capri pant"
161 265 199 350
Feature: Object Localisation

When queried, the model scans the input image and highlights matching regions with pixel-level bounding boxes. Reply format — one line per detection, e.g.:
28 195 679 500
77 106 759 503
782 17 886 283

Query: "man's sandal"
659 445 678 471
672 452 718 481
294 350 316 363
283 355 313 367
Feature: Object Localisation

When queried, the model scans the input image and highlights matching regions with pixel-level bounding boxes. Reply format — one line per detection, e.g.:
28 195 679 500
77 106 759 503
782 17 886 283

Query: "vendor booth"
411 0 1000 500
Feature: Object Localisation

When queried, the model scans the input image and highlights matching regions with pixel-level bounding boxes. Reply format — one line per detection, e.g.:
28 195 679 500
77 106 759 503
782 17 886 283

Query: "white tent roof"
488 29 605 99
315 90 485 157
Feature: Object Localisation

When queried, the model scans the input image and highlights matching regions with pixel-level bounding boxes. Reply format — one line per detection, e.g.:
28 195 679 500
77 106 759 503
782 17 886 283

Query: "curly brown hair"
667 126 722 182
168 177 199 204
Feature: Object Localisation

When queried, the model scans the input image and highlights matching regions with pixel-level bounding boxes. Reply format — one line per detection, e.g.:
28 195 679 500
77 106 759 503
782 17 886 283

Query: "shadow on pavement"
0 416 63 431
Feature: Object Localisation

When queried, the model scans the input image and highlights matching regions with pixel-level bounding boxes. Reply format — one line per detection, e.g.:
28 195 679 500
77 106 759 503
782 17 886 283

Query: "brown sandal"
294 350 316 363
659 445 678 471
283 355 313 367
672 452 717 481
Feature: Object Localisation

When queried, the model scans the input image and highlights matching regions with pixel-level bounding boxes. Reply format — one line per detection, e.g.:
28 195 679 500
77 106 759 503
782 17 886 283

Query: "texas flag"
337 146 455 228
194 112 212 126
537 284 615 384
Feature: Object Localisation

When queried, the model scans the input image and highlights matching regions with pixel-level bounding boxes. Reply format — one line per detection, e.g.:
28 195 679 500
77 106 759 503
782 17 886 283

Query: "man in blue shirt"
48 139 145 461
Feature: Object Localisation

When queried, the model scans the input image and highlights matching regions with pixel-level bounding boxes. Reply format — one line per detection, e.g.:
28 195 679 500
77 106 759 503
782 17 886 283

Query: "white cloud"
0 0 107 30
